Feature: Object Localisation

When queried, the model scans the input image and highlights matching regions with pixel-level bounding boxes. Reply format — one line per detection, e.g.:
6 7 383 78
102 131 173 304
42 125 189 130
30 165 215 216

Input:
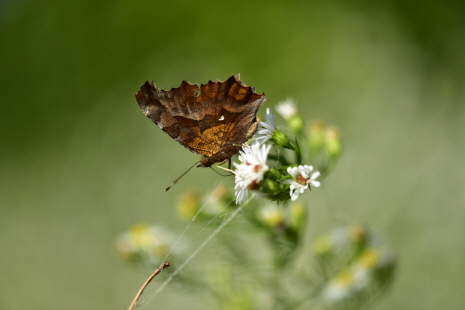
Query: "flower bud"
313 235 333 256
266 167 282 180
324 126 342 159
288 202 306 231
308 121 326 154
260 178 281 194
275 99 304 135
257 204 285 227
288 115 304 135
270 130 293 149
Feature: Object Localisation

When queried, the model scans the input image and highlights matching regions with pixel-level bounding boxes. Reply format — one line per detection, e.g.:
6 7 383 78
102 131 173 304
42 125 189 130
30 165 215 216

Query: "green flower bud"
288 115 304 135
324 126 342 159
266 167 282 181
271 130 293 149
289 202 306 231
313 235 333 256
257 204 286 228
260 178 281 194
308 121 326 154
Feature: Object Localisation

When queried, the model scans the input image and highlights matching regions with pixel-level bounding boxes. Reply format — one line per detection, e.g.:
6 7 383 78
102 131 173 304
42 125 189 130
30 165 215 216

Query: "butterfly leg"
213 159 235 175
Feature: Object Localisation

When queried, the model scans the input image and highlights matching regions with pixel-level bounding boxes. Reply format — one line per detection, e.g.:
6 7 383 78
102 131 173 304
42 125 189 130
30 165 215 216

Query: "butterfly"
136 75 266 190
136 74 266 163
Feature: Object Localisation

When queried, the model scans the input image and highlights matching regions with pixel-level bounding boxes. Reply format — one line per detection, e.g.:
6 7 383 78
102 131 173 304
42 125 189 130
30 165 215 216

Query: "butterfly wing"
136 75 266 166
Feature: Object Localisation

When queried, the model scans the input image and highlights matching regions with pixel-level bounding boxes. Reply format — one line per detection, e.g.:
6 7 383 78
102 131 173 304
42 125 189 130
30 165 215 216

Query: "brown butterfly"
135 75 266 190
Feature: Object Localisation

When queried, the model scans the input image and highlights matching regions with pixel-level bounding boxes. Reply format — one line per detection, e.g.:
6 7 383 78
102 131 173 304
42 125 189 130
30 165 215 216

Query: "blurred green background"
1 0 464 309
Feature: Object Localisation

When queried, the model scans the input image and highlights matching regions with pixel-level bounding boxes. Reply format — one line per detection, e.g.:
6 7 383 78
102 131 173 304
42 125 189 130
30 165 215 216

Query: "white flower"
283 165 321 201
234 181 249 205
351 265 371 291
233 142 271 204
321 270 357 303
234 143 271 186
254 108 277 145
275 98 297 120
115 224 182 265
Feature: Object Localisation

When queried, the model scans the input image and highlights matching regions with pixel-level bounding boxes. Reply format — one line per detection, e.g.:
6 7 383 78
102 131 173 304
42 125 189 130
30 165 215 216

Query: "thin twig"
127 262 170 310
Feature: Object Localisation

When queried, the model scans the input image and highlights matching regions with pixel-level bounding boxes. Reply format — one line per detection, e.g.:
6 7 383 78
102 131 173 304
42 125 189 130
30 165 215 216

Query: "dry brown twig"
127 262 170 310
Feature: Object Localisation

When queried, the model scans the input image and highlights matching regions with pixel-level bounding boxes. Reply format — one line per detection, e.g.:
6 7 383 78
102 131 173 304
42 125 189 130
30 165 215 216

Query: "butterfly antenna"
165 161 200 192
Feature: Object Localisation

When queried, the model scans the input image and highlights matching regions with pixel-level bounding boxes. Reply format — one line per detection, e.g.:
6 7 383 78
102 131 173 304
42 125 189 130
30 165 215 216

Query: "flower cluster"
233 102 340 204
313 225 396 305
118 96 395 310
115 224 184 269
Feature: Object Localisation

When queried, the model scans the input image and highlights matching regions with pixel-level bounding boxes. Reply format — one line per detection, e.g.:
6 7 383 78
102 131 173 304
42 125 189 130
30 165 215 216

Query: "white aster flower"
233 142 271 204
283 165 321 201
351 264 371 291
321 270 357 303
234 181 249 205
254 108 277 145
115 224 182 266
275 98 297 120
